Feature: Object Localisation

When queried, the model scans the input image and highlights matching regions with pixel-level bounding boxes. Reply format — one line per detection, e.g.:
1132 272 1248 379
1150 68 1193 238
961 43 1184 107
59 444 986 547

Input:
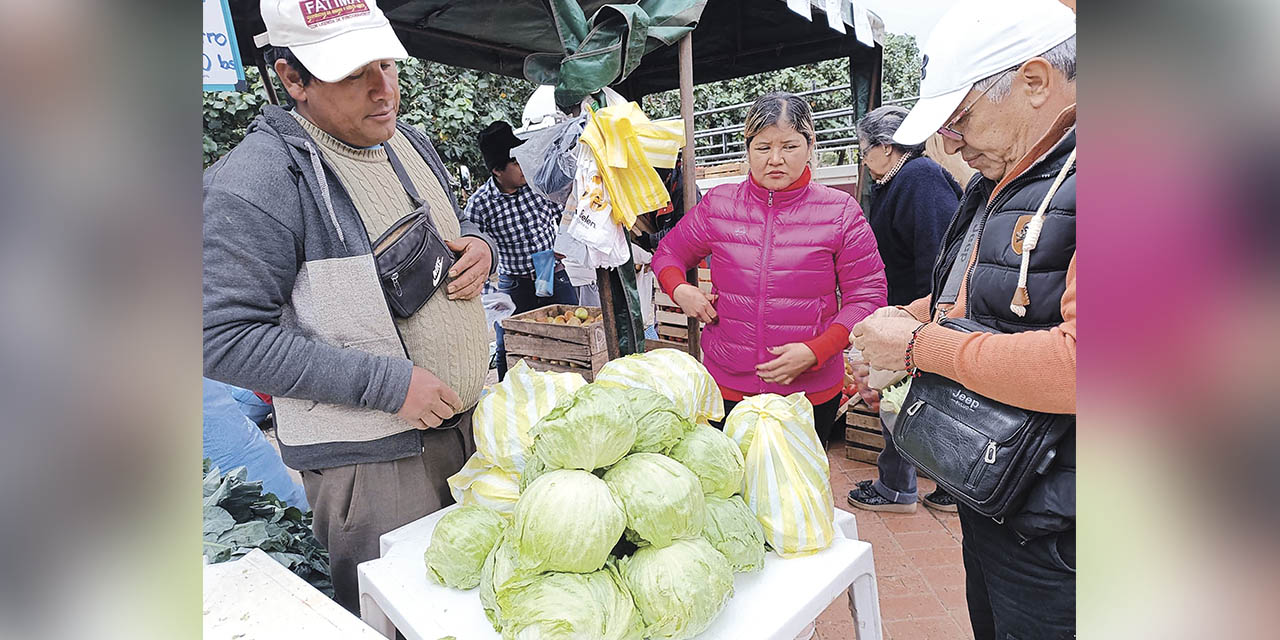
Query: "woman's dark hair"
743 91 815 146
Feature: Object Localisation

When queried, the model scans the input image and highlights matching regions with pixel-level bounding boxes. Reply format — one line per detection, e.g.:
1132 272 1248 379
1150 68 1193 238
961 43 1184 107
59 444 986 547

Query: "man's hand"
850 316 922 371
867 305 915 322
445 237 492 300
672 283 718 324
756 343 819 386
396 366 462 429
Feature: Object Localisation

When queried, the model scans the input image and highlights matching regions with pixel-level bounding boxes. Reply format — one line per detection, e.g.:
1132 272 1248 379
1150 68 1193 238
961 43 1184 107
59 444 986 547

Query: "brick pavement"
815 447 974 640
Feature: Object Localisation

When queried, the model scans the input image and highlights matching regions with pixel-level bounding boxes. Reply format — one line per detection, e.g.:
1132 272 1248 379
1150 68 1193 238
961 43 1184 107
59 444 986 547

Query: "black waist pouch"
372 142 458 318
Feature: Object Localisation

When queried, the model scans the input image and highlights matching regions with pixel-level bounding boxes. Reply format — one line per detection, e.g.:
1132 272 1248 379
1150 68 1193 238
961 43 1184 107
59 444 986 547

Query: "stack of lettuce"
427 349 773 640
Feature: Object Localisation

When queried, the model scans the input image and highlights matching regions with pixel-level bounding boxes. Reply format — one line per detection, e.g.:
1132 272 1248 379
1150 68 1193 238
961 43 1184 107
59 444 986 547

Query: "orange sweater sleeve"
901 296 932 323
911 254 1076 414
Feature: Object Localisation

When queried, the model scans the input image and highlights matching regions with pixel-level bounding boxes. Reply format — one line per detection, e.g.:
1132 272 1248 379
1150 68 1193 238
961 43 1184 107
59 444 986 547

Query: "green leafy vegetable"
201 460 332 597
618 537 735 640
603 453 705 548
513 470 626 573
702 495 767 572
667 424 746 498
531 384 638 471
626 388 696 454
496 563 644 640
424 505 508 589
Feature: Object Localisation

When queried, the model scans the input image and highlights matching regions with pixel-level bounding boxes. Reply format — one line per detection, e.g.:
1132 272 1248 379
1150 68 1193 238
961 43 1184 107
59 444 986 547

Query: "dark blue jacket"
867 156 962 306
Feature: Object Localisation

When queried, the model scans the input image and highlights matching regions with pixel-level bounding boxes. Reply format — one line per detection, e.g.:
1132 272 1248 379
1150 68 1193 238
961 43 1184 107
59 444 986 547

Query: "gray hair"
856 105 926 155
974 35 1076 102
743 92 816 145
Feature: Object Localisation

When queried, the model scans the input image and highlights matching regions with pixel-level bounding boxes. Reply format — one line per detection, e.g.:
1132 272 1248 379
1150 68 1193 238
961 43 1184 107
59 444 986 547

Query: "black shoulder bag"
372 143 458 318
892 318 1073 521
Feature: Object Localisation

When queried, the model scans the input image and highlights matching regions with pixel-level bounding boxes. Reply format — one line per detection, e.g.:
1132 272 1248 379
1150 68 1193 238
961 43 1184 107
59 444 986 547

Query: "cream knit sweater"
294 113 488 409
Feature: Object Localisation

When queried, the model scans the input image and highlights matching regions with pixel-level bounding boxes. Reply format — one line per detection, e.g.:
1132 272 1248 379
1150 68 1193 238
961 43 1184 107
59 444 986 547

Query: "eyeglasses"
938 68 1015 142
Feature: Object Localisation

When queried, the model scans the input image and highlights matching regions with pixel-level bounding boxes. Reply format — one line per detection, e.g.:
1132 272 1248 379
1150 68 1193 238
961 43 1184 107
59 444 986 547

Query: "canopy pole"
258 58 280 106
678 33 702 360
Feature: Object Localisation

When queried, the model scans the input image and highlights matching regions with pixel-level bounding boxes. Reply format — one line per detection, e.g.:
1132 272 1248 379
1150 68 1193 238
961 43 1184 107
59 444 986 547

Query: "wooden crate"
501 304 608 381
844 403 885 463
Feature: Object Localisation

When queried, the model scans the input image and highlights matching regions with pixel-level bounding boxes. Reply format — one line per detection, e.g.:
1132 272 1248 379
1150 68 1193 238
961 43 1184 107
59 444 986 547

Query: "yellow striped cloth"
473 360 588 473
595 348 725 424
724 393 836 558
579 102 686 229
447 453 521 516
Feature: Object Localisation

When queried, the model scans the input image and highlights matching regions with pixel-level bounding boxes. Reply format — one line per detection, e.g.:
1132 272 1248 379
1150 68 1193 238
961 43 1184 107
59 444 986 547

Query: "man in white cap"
849 0 1077 637
203 0 497 611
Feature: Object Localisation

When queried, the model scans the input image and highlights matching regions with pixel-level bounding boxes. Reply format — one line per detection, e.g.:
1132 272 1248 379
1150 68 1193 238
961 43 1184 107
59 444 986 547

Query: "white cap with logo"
893 0 1075 146
261 0 408 83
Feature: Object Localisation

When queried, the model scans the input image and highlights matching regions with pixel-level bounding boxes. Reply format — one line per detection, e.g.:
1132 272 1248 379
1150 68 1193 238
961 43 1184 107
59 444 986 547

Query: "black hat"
478 120 524 172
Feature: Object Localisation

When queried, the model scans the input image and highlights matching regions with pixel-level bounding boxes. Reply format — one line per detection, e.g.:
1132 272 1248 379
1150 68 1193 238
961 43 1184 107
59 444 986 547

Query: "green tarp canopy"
228 0 881 105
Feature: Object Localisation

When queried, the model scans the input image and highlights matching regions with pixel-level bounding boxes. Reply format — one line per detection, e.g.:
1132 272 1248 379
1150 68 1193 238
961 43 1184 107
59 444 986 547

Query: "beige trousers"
301 410 475 613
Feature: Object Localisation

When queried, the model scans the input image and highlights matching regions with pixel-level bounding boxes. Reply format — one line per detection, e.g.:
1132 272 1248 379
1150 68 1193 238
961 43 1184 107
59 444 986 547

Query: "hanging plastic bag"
473 359 588 473
532 249 557 297
511 113 587 206
595 348 725 424
723 393 835 558
447 453 522 516
568 143 630 268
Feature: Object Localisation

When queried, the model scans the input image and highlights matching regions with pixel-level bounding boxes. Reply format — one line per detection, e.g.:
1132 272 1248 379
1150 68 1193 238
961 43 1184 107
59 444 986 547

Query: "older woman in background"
652 92 887 447
845 105 963 514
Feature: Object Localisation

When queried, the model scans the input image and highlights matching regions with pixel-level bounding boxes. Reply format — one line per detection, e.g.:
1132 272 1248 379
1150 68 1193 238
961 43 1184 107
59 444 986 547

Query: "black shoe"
847 480 917 513
922 488 959 512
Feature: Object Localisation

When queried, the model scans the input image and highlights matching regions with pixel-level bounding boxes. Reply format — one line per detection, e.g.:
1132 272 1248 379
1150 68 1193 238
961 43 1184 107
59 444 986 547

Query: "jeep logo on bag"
951 388 980 411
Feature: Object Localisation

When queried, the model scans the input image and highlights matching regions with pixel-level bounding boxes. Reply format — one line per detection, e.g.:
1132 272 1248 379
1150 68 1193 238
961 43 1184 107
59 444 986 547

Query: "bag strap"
1010 148 1076 317
381 142 425 209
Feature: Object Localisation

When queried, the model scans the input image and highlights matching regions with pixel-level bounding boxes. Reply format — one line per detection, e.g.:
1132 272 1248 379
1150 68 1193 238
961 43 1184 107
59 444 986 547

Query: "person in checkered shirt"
465 120 579 379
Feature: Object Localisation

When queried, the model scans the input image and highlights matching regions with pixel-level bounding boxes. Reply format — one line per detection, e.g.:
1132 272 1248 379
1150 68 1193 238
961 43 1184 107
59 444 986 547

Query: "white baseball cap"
261 0 408 83
893 0 1075 146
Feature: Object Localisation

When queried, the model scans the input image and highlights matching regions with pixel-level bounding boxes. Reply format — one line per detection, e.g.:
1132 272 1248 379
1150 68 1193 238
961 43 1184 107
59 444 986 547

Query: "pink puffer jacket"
652 175 887 397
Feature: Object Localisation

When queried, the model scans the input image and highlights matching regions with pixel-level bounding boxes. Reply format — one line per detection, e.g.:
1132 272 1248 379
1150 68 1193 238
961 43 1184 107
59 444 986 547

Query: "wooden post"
851 44 883 215
597 268 622 361
678 33 702 360
258 58 280 105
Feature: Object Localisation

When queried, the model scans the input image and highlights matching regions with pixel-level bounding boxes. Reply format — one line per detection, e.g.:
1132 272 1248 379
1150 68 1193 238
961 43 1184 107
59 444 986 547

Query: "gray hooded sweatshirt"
203 105 495 470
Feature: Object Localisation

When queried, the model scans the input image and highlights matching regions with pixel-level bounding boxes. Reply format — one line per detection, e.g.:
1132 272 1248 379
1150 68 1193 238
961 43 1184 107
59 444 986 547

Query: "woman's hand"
756 343 819 386
672 283 718 324
848 360 881 412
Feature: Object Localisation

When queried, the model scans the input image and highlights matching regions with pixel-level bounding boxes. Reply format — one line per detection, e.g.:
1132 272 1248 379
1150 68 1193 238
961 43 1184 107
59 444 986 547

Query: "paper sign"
824 0 847 34
203 0 245 91
786 0 813 21
851 1 874 47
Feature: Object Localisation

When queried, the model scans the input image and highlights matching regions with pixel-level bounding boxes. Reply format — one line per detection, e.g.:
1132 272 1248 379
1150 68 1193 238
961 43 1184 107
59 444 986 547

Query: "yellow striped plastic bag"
447 453 521 516
594 348 725 423
473 360 587 473
579 102 685 230
723 393 835 558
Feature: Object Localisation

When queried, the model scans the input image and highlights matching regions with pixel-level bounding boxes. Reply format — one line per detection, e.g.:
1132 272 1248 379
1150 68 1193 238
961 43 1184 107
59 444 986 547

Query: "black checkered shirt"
465 178 561 277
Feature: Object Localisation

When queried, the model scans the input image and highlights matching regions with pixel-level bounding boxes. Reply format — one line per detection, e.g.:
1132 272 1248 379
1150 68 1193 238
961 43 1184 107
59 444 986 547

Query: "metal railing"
661 86 918 169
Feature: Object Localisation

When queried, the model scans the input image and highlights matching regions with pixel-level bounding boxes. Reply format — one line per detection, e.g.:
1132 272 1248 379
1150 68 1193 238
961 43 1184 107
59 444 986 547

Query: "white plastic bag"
472 360 587 473
447 453 521 516
568 143 630 268
724 393 835 558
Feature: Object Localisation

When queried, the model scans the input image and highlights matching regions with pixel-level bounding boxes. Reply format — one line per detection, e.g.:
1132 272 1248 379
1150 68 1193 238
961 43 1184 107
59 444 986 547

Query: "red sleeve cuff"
803 324 851 369
658 266 690 298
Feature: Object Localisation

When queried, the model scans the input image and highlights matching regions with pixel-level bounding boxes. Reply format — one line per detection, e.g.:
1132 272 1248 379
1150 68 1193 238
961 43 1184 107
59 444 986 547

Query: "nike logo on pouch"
433 257 444 286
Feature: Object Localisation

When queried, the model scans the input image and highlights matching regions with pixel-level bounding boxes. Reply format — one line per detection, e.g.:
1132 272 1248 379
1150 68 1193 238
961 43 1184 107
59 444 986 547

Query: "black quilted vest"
929 129 1076 539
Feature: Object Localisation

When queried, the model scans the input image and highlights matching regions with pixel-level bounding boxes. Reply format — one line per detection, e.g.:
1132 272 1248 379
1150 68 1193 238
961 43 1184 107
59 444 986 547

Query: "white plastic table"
358 505 882 640
204 548 384 639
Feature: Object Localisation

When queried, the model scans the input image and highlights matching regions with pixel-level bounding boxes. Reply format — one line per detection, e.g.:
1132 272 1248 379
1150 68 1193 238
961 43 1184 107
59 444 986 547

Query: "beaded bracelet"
904 322 928 378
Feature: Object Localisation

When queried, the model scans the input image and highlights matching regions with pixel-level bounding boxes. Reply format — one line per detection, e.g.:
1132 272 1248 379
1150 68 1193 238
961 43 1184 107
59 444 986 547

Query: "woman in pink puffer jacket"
653 92 887 446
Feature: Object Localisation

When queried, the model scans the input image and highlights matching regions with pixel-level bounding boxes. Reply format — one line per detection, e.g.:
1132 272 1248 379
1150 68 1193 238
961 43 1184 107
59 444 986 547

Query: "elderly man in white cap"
849 0 1077 637
202 0 497 611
